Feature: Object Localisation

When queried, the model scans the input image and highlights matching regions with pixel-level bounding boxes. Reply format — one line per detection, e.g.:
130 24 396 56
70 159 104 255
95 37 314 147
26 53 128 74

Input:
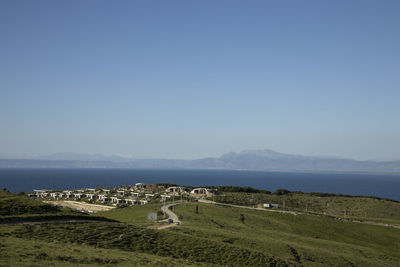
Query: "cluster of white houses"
29 184 217 206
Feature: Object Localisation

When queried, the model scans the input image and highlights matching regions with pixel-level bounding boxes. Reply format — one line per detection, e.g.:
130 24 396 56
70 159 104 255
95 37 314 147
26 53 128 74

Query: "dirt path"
44 201 115 213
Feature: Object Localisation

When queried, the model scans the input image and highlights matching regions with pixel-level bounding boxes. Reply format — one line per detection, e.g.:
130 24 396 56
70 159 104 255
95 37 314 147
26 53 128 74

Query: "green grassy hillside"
172 202 400 266
212 191 400 225
0 190 82 219
0 235 214 266
95 203 163 226
1 221 288 266
1 190 400 266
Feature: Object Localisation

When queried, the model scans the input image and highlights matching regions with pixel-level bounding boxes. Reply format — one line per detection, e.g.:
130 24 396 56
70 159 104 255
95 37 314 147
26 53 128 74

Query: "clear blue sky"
1 0 399 160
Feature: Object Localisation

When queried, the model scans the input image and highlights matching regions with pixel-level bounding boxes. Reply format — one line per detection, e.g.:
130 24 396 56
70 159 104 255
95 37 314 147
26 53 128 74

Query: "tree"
240 213 245 224
274 189 290 195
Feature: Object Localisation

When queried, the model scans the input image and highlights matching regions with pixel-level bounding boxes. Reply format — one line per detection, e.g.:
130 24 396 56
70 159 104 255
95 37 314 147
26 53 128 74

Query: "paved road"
157 201 183 230
198 199 400 229
198 199 299 215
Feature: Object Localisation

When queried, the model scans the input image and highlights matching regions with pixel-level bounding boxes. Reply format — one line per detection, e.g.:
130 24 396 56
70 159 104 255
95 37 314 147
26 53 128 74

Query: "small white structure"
131 192 139 197
97 194 108 200
190 188 215 196
33 189 49 198
87 188 96 193
145 193 155 199
166 186 184 195
102 189 110 194
135 183 146 190
117 198 126 204
86 194 97 200
139 200 148 205
126 199 139 205
74 193 84 199
117 190 128 196
99 196 111 203
38 192 49 198
111 197 125 204
263 203 279 208
160 195 171 200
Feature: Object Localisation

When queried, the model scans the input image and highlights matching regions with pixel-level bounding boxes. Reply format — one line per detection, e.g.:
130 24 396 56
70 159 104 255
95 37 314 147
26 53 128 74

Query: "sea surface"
1 168 400 201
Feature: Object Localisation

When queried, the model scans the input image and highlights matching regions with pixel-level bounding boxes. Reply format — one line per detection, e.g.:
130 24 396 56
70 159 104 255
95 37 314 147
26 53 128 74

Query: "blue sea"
1 168 400 201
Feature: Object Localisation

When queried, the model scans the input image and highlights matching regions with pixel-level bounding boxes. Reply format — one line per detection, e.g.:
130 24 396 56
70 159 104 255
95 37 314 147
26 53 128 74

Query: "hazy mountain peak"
239 149 284 157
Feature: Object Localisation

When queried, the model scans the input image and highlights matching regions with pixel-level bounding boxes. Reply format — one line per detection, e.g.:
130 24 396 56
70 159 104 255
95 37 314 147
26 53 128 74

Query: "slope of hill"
1 190 400 266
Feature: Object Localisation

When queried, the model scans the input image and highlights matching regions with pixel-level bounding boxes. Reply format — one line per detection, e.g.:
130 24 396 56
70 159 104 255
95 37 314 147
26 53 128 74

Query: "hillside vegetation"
0 236 214 267
1 189 400 266
172 202 400 266
1 221 288 266
95 203 163 227
0 190 85 221
211 190 400 225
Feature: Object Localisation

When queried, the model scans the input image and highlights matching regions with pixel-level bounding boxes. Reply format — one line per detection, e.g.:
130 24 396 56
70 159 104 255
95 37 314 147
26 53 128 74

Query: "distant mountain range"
1 149 400 173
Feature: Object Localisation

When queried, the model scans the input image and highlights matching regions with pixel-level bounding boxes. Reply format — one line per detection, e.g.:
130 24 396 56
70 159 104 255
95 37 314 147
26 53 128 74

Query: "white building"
135 183 146 190
165 186 185 195
74 193 84 199
190 188 215 196
160 195 171 200
86 194 97 200
263 203 279 208
117 190 128 196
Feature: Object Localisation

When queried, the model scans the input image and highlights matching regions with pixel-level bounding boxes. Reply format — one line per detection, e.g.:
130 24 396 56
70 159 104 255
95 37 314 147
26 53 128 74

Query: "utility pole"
283 200 285 212
172 193 175 211
163 198 166 219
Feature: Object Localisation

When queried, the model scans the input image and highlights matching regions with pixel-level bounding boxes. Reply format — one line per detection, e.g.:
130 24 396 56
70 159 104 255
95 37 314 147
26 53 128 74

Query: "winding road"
157 201 183 230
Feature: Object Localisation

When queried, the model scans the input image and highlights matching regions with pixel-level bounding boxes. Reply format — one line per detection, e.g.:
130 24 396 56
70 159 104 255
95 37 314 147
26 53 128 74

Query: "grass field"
212 191 400 225
0 221 287 266
1 189 400 266
172 202 400 266
0 234 215 266
95 203 164 226
0 190 85 220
